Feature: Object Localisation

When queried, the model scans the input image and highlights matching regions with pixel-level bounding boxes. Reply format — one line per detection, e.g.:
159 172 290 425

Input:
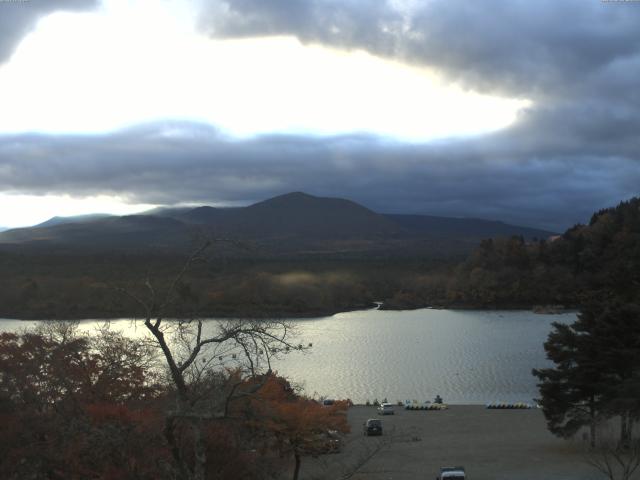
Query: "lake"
0 308 575 404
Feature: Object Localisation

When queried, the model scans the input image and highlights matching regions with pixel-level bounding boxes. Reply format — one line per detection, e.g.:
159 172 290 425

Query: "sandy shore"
301 405 603 480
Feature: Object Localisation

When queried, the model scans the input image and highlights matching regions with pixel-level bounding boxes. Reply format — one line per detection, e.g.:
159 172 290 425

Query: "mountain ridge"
0 192 556 256
36 213 113 228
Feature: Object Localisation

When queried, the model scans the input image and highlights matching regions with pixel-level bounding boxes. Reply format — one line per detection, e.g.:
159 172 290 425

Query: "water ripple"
0 308 574 404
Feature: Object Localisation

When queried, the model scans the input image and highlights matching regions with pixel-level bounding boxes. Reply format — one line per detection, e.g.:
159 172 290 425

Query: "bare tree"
584 425 640 480
119 243 306 480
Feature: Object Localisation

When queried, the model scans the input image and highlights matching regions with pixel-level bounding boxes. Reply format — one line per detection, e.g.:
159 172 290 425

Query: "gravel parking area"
300 405 603 480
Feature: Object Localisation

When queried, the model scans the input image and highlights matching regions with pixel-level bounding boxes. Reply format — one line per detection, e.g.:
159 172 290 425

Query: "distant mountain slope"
173 192 400 238
176 206 228 225
0 215 193 252
0 192 556 255
36 213 113 228
387 214 554 240
243 192 400 237
143 206 193 218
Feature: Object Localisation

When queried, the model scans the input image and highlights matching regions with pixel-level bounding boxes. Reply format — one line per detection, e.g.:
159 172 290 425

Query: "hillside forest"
0 197 638 319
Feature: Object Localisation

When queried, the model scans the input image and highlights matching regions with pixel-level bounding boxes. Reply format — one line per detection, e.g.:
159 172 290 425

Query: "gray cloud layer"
0 0 638 232
199 0 640 98
0 0 98 63
0 120 636 231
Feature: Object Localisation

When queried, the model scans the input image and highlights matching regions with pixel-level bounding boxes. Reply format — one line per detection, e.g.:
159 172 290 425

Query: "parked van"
378 403 395 415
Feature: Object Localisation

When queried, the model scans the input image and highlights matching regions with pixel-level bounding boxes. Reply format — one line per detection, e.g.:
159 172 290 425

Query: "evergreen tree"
534 298 640 447
533 320 605 447
580 301 640 446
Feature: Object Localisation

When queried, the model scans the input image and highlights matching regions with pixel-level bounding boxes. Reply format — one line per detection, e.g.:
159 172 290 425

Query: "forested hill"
0 196 635 319
0 192 554 257
443 197 640 308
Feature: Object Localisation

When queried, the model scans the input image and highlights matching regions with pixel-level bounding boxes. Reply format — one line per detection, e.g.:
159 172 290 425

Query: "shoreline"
0 304 578 322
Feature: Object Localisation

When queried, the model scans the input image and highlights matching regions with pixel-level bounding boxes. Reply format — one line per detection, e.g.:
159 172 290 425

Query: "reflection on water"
272 309 574 404
0 308 574 404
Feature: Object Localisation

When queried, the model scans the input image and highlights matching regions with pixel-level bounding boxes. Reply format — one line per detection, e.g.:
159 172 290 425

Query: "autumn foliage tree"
0 245 352 479
0 325 166 479
116 242 318 480
238 374 350 480
0 326 345 480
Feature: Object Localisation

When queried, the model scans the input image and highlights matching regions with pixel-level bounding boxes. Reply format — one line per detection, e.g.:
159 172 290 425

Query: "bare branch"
158 241 210 313
114 286 151 316
178 321 205 373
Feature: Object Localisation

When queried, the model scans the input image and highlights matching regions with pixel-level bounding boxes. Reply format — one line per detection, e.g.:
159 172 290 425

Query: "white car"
437 466 466 480
377 403 395 415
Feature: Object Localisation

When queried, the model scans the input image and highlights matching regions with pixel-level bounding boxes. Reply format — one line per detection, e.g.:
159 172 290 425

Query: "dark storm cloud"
197 0 640 230
0 121 637 232
199 0 640 98
197 0 640 162
0 0 637 231
0 0 98 63
199 0 403 65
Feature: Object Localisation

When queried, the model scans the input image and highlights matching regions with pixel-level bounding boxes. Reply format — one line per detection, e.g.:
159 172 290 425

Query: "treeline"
445 197 640 308
530 199 640 461
2 197 638 318
0 253 455 319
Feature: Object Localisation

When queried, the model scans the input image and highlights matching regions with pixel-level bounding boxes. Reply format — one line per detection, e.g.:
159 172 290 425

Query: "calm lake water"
0 308 575 404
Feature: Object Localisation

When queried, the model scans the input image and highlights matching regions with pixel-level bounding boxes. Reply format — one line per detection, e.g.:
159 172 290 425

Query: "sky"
0 0 638 231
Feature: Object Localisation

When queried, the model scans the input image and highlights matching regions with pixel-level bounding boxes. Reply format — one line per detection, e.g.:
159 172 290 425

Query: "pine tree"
580 301 640 447
534 299 640 447
533 320 605 447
